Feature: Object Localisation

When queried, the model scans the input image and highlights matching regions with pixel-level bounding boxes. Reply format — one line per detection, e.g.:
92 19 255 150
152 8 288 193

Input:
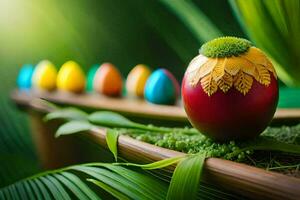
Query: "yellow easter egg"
57 61 86 93
32 60 57 90
126 64 151 97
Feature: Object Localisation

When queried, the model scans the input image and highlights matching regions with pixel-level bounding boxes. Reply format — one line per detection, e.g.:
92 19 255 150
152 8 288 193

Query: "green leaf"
228 136 300 159
34 178 52 200
88 111 141 128
46 175 71 200
72 166 146 199
54 174 92 200
44 107 88 122
106 129 119 161
230 0 300 86
23 181 36 200
61 172 101 200
103 165 168 199
167 153 206 200
87 179 130 200
89 111 191 133
159 0 222 42
39 176 64 200
28 180 43 200
55 121 92 138
115 155 187 170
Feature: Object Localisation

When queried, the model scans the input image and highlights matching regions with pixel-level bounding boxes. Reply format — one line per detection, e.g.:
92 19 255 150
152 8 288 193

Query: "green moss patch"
200 36 252 58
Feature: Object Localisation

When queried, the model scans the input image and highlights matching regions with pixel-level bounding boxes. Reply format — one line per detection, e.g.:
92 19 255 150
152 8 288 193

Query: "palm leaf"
0 163 169 200
159 0 222 42
230 0 300 86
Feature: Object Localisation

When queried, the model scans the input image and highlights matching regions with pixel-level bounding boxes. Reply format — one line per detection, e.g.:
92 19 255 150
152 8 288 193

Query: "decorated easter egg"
17 64 34 89
144 68 180 105
126 64 151 97
93 63 123 96
182 37 278 141
32 60 57 90
57 61 86 93
86 64 99 92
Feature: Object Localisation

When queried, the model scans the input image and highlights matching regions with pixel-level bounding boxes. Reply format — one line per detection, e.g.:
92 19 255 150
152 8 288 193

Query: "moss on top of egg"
200 36 252 58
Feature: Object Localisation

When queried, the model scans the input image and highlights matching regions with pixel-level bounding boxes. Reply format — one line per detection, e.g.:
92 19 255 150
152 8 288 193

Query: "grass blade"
106 129 119 161
115 155 186 170
167 153 206 200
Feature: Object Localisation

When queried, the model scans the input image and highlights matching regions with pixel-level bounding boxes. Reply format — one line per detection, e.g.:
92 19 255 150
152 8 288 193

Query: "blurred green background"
0 0 299 187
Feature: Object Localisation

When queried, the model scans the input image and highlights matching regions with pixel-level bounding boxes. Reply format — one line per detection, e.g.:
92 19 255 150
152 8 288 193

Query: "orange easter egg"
93 63 123 96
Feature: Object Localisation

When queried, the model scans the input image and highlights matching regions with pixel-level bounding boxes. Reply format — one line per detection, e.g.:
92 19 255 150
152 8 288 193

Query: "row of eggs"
17 60 180 105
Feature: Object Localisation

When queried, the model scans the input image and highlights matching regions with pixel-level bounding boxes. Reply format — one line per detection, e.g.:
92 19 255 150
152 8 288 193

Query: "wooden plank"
10 89 300 122
10 89 300 200
88 127 300 200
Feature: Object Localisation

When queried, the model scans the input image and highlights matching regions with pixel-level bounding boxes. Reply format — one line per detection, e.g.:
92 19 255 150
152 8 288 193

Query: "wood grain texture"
88 127 300 200
10 89 300 123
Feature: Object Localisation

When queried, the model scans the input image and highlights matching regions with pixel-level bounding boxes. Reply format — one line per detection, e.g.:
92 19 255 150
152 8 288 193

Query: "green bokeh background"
0 0 243 141
1 0 299 186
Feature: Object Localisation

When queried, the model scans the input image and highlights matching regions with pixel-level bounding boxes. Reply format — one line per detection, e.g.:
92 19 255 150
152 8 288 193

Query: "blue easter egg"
17 64 35 89
144 68 179 105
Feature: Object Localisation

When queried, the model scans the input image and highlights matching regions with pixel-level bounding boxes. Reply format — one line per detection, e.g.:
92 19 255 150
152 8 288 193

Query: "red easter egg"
182 38 279 141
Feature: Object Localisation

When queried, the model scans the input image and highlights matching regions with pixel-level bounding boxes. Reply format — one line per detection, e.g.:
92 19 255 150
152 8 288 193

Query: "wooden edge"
88 127 300 200
11 89 300 122
10 89 300 199
11 89 187 121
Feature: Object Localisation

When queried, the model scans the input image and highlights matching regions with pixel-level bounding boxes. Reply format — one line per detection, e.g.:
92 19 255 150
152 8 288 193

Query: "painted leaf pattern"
233 71 253 95
255 64 271 85
201 74 218 96
187 47 277 96
217 72 233 93
211 58 225 81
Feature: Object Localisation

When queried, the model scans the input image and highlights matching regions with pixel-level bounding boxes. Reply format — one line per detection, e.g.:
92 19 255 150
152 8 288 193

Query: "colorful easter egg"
126 64 151 97
86 64 99 92
17 64 34 89
32 60 57 91
57 61 86 93
144 68 180 105
182 37 278 141
93 63 123 96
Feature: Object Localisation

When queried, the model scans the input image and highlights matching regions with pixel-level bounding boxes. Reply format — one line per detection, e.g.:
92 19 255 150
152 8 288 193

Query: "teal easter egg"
144 68 180 105
17 64 35 89
86 64 99 92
